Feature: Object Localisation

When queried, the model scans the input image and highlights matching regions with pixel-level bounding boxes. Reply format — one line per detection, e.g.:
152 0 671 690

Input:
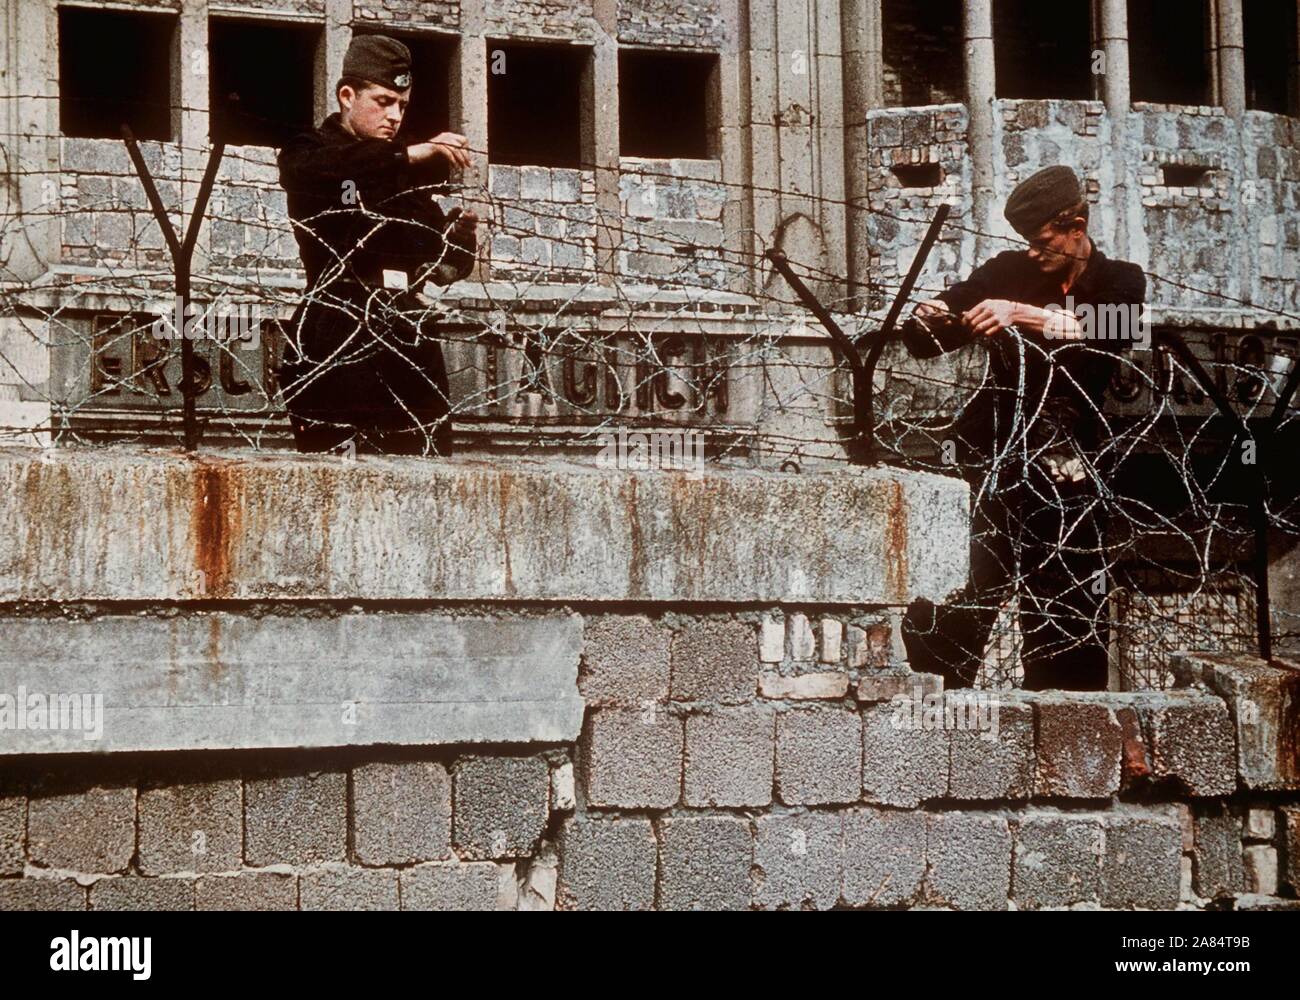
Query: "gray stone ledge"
0 447 969 605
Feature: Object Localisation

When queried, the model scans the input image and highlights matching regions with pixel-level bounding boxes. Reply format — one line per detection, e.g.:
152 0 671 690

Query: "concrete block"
841 807 926 908
759 615 784 662
1140 692 1238 797
91 877 194 911
28 780 135 874
244 771 346 867
580 615 672 705
556 816 657 911
138 777 242 875
400 863 508 911
1012 812 1103 909
0 613 585 753
1171 653 1299 790
820 619 842 663
1244 807 1275 841
753 811 843 910
452 756 550 860
0 450 970 607
760 672 849 699
788 613 816 660
0 879 86 910
1244 845 1278 896
855 672 939 703
351 761 451 866
0 791 23 875
670 619 759 703
1101 811 1182 909
775 707 862 806
195 872 297 911
657 816 753 911
551 761 575 813
925 813 1011 911
948 697 1033 800
1034 696 1123 798
580 707 683 809
301 868 400 911
1193 808 1244 898
683 704 775 807
861 703 948 807
1283 807 1300 892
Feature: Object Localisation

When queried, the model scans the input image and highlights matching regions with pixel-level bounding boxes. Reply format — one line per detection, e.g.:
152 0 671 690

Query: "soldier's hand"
451 209 479 237
913 300 950 321
408 132 472 169
963 298 1020 337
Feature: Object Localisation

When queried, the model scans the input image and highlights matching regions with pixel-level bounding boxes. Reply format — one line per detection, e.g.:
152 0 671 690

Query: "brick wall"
486 165 599 280
484 0 596 41
617 0 725 49
617 158 729 287
354 0 460 30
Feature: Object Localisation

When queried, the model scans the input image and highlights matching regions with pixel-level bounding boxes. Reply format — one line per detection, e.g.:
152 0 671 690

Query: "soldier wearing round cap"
900 164 1146 691
276 34 479 456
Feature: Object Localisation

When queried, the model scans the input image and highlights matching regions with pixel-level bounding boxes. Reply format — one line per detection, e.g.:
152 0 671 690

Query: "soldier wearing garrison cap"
276 33 478 456
900 164 1146 692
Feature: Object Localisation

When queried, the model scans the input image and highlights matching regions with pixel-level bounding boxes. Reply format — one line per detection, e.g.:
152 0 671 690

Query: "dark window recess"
1161 163 1213 186
891 162 943 187
993 0 1094 99
59 6 175 141
882 0 963 107
487 41 589 168
1129 0 1211 105
209 18 319 148
619 49 718 158
350 28 455 144
1245 0 1300 114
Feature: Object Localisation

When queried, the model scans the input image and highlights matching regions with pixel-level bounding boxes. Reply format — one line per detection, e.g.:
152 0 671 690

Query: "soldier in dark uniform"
900 165 1147 691
277 35 478 456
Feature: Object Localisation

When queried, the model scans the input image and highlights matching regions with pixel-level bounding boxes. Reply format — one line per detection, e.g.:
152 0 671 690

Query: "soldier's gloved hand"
1041 451 1086 484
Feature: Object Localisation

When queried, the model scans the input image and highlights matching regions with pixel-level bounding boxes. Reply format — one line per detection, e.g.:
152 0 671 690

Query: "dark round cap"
341 34 412 91
1003 165 1083 234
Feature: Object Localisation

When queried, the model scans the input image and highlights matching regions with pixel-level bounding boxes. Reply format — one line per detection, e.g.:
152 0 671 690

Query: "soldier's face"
1024 218 1086 275
339 82 411 141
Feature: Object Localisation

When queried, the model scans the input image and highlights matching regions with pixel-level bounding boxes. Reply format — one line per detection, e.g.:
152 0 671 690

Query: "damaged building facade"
0 0 1298 910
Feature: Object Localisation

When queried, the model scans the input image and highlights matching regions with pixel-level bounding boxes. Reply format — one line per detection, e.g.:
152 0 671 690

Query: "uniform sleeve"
936 251 1020 315
1092 261 1147 356
901 252 1020 358
277 131 409 197
382 177 478 285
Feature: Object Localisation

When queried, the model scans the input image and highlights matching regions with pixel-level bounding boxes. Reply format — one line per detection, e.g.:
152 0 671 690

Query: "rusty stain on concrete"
885 479 910 604
191 458 240 599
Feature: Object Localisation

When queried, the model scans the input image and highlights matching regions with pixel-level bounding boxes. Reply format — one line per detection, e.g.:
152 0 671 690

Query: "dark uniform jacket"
904 245 1146 472
276 113 476 449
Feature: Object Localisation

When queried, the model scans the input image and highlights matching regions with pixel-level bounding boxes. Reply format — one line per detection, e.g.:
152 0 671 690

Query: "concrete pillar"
177 0 210 272
842 0 884 311
591 0 620 288
1218 0 1246 116
963 0 996 257
1099 0 1132 258
318 0 353 125
456 0 489 281
717 0 752 296
0 0 58 279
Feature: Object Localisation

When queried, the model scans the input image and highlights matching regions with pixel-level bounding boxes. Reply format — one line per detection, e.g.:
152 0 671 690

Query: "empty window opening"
487 41 589 168
619 49 718 159
1129 0 1212 106
1244 0 1300 115
882 0 963 108
59 6 175 141
209 18 320 148
891 162 943 187
993 0 1094 99
1161 163 1213 187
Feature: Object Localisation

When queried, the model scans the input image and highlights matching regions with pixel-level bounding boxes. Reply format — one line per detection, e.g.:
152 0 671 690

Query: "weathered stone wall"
354 0 460 30
618 158 728 286
616 0 726 49
486 166 599 281
0 449 1297 911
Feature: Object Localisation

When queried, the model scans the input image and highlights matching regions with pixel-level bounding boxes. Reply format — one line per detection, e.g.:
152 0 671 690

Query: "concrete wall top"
0 447 969 606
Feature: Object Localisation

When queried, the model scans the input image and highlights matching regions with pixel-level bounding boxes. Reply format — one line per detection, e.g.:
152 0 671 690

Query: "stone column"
591 0 620 288
318 0 353 125
963 0 996 258
717 0 751 295
1217 0 1246 117
842 0 884 311
456 0 489 281
1099 0 1132 258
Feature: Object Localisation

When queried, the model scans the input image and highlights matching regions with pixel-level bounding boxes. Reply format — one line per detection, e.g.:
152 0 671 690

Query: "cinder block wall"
0 448 1297 910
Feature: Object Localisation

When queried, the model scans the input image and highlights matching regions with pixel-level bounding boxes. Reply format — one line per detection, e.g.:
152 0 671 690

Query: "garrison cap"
1003 165 1083 234
341 35 413 91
